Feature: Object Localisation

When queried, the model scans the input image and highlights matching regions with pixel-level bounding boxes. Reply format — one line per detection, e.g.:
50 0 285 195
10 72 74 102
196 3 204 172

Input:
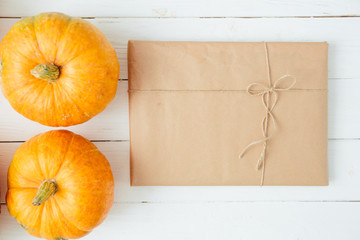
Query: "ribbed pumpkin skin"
6 130 114 240
0 12 119 126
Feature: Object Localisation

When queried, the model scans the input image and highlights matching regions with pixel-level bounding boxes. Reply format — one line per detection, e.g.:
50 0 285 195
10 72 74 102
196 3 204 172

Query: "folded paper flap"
128 41 328 91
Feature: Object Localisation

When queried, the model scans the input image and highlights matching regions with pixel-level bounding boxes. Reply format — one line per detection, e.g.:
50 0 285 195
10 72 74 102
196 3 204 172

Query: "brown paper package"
128 41 328 186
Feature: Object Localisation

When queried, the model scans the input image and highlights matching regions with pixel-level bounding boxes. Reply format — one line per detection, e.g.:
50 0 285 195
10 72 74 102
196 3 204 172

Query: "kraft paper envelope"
128 41 328 186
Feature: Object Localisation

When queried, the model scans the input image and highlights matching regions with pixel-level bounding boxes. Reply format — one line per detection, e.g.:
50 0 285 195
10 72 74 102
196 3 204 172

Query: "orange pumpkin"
7 130 114 240
0 12 119 127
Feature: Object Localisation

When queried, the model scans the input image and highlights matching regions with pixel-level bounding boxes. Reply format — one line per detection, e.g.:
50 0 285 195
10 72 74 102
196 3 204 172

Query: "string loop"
239 42 296 185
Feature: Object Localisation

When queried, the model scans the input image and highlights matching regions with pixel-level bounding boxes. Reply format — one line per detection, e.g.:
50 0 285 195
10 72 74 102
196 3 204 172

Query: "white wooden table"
0 1 360 239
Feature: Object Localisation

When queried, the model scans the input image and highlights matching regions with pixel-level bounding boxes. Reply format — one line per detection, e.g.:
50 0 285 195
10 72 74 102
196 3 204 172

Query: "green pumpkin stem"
32 179 58 206
30 63 60 83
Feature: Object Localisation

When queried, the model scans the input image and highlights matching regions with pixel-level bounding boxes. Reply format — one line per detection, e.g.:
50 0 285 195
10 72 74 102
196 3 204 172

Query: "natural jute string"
238 42 296 186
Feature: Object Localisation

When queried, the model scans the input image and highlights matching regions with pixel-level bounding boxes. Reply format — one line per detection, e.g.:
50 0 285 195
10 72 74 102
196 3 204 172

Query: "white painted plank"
0 0 359 17
328 79 360 139
0 2 357 240
0 78 358 141
0 81 129 141
1 18 360 80
1 202 360 239
1 140 360 203
91 17 360 80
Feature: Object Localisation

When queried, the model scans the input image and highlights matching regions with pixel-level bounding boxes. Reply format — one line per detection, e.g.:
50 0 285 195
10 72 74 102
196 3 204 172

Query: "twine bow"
239 42 296 185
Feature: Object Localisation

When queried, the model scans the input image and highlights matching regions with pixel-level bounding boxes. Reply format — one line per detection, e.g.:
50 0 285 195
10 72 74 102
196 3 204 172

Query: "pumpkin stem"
32 179 58 206
30 63 60 83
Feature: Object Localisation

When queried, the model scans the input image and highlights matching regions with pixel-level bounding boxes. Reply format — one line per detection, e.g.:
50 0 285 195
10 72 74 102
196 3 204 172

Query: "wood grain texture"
0 0 359 17
1 140 359 204
1 203 360 240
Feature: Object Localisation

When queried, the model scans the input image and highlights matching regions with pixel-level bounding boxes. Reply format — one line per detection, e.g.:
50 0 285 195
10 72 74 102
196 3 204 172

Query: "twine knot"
239 42 296 185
